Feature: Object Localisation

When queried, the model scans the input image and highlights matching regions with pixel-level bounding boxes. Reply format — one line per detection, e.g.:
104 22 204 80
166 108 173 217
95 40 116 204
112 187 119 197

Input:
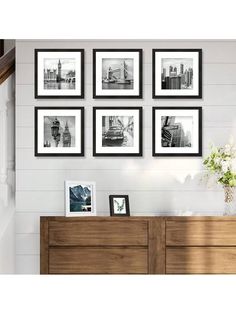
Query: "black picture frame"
152 49 202 99
34 49 84 99
109 195 130 216
93 106 143 157
93 49 143 99
152 106 202 157
35 106 85 157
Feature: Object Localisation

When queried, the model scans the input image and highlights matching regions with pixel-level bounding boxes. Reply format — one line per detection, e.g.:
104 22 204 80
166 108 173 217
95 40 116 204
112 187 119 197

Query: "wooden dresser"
40 216 236 274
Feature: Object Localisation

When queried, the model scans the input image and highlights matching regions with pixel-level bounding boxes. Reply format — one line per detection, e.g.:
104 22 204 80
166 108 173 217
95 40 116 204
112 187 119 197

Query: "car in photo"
103 126 124 145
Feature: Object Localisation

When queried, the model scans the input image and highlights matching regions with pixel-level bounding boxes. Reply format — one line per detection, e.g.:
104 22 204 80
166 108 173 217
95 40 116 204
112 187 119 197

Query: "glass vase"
223 186 236 216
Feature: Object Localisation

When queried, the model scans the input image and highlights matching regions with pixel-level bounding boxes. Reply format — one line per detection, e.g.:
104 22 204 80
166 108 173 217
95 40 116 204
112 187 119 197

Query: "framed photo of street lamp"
152 49 202 98
152 107 202 157
93 49 143 98
34 107 84 156
93 107 142 156
35 49 84 98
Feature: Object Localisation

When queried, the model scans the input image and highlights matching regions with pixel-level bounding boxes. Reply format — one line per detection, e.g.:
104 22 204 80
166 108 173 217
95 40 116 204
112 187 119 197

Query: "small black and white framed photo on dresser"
152 49 202 98
65 181 96 217
93 107 143 156
93 49 143 98
35 49 84 98
35 107 84 156
109 195 130 216
152 107 202 157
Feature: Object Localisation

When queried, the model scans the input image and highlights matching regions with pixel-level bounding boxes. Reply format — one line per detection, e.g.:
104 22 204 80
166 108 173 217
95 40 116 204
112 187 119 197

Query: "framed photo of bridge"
93 107 143 156
152 107 202 156
152 49 202 98
93 49 143 98
34 107 84 156
35 49 84 98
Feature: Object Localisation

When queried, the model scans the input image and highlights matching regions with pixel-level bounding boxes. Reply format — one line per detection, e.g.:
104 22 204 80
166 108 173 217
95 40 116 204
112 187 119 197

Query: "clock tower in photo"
62 121 72 147
57 59 62 82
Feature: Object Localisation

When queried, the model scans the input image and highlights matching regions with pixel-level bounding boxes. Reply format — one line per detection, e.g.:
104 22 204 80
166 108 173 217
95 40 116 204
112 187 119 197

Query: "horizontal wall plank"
16 40 236 64
15 190 225 213
16 148 204 171
16 255 39 274
15 169 216 191
16 234 39 255
16 84 236 107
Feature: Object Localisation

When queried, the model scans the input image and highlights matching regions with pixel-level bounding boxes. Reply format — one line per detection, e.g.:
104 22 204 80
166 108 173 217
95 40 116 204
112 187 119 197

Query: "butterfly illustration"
114 198 125 212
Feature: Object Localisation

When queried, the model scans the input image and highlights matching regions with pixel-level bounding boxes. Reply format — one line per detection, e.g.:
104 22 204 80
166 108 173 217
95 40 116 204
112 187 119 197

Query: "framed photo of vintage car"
152 106 202 156
35 49 84 98
93 107 143 156
93 49 143 98
35 107 84 156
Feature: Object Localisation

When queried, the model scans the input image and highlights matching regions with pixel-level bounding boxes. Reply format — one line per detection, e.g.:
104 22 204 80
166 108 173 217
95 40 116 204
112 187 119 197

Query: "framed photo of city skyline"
93 49 143 98
65 181 96 217
35 107 84 156
93 107 143 156
35 49 84 98
152 107 202 156
152 49 202 98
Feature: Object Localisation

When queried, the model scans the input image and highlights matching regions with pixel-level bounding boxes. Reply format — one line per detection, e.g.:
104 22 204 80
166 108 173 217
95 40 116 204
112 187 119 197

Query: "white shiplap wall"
16 40 236 274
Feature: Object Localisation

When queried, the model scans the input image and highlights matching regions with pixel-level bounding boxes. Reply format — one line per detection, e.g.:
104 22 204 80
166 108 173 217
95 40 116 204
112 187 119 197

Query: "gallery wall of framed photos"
16 39 236 273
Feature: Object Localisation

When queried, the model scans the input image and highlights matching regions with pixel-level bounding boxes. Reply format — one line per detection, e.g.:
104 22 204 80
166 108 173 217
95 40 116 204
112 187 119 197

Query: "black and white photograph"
35 49 84 98
65 181 96 217
153 107 202 156
153 49 202 98
35 107 84 156
109 195 130 216
93 107 142 156
93 49 142 98
102 58 134 90
102 115 134 148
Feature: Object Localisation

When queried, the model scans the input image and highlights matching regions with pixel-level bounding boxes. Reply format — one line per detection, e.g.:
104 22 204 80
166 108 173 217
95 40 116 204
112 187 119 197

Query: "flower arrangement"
203 140 236 187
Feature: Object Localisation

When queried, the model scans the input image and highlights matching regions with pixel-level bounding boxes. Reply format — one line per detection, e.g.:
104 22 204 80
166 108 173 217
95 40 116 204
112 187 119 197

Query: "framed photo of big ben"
35 107 84 156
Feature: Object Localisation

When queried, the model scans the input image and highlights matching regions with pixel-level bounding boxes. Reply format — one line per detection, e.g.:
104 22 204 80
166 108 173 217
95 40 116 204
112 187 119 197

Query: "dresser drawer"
49 247 148 274
166 220 236 246
166 247 236 274
49 220 148 246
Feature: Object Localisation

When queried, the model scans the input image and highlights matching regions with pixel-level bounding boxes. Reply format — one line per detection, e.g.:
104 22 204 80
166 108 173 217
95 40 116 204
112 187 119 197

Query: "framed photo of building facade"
35 107 84 156
152 107 202 156
93 107 142 156
152 49 202 98
65 181 96 217
109 195 130 216
93 49 143 98
35 49 84 98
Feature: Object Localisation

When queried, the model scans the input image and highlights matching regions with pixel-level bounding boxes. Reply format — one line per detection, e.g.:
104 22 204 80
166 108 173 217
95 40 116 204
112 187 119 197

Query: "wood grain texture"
0 47 15 84
49 247 148 274
40 217 49 274
49 219 148 246
166 219 236 246
166 247 236 274
0 40 3 57
148 218 166 274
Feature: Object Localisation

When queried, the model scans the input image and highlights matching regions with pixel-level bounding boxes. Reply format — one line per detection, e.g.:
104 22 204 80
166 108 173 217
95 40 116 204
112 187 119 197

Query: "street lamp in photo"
51 117 61 147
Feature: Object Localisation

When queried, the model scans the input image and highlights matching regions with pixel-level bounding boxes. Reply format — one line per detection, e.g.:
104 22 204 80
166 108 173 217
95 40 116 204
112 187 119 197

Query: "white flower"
221 160 229 173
